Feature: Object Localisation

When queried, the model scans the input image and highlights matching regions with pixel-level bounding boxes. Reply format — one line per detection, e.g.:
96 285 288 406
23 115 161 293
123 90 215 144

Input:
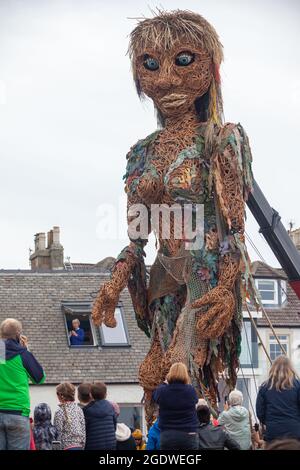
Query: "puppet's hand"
191 285 235 339
92 281 119 328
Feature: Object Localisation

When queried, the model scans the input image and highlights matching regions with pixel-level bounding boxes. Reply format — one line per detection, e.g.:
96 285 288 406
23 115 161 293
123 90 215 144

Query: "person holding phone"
0 318 45 450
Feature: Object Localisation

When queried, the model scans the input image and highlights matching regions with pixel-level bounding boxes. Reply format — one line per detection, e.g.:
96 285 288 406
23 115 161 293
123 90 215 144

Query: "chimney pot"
52 226 61 246
35 232 46 251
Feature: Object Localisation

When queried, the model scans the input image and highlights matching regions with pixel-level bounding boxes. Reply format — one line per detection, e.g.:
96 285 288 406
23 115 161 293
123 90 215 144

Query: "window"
62 301 96 347
256 279 278 305
280 280 287 304
240 321 258 367
269 334 289 361
240 321 252 365
118 405 143 431
100 306 130 347
236 378 249 409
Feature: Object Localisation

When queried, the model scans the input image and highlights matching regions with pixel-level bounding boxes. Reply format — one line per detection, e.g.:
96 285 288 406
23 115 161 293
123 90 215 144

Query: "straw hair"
128 9 224 126
268 356 298 391
166 362 190 384
128 9 223 66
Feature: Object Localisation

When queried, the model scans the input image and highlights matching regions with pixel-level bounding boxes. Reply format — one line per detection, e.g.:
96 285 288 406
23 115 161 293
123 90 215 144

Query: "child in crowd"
33 403 58 450
146 418 160 450
132 429 146 450
83 382 117 450
77 382 92 408
110 401 136 451
54 382 86 450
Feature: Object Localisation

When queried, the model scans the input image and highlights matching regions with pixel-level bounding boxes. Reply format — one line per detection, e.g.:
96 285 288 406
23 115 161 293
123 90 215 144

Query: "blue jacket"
83 399 116 450
146 419 160 450
256 379 300 441
70 328 84 346
153 382 198 433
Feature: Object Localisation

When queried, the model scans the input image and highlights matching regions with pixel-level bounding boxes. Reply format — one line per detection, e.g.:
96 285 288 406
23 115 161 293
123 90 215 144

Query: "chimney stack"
289 227 300 252
30 226 64 270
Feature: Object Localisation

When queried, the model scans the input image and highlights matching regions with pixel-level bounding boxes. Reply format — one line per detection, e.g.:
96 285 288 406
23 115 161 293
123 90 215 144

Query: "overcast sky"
0 0 299 269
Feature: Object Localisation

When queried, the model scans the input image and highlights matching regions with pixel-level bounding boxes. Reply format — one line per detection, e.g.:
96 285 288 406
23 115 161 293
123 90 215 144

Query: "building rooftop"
0 269 149 384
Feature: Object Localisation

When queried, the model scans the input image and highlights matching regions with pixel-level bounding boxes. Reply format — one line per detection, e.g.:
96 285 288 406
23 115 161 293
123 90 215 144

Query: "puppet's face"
135 42 213 118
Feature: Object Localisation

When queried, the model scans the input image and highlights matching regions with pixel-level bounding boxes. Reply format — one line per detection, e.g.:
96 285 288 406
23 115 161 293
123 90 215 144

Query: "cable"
245 303 272 364
239 364 257 421
245 231 287 355
245 231 267 264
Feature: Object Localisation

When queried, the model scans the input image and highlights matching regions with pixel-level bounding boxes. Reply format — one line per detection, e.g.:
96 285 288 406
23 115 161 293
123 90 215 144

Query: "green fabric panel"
0 355 32 416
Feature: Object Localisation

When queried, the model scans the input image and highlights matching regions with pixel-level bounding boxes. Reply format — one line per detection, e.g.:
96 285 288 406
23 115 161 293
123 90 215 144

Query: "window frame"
62 301 98 349
117 403 144 433
268 332 290 361
256 278 279 306
99 304 131 348
239 319 258 368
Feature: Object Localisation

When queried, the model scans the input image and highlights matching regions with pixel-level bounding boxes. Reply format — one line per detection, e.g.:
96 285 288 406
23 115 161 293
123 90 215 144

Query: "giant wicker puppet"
92 10 255 425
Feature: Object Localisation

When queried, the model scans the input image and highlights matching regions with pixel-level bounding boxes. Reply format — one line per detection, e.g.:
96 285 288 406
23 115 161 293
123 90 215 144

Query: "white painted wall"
257 327 300 385
29 383 144 417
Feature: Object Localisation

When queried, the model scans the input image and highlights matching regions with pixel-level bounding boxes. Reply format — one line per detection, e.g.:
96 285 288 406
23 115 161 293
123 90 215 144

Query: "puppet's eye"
175 51 195 66
143 55 159 71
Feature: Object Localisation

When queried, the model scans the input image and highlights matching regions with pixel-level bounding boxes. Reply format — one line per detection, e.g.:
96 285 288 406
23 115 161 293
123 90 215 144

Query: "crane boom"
247 180 300 300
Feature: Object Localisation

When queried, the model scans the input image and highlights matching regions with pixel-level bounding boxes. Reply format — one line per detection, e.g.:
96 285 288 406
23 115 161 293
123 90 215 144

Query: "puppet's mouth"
160 93 188 108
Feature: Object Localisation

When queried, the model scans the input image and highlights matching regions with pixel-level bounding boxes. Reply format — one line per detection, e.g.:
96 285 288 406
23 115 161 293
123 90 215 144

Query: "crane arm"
246 179 300 300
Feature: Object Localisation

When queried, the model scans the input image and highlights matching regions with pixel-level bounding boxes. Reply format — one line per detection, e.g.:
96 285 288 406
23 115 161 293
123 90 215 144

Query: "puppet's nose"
156 70 182 89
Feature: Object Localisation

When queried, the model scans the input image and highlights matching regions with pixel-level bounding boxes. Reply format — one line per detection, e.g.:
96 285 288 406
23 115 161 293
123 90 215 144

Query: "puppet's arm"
92 194 150 329
191 123 252 339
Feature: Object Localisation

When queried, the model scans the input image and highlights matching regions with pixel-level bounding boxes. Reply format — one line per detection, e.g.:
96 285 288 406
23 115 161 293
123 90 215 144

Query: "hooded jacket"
218 405 251 450
83 399 117 450
0 339 45 417
33 403 58 450
116 423 136 451
146 419 161 450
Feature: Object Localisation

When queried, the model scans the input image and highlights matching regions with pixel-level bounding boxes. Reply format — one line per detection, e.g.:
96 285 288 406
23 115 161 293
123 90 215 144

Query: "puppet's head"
129 10 224 125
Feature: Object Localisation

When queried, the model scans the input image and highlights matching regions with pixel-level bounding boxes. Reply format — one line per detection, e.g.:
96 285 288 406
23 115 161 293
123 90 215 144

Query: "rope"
245 231 287 356
239 364 258 422
259 303 287 356
245 231 267 264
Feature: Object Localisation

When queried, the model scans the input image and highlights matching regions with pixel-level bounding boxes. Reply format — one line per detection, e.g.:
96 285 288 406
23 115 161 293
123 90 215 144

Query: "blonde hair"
268 356 298 391
166 362 190 384
0 318 22 339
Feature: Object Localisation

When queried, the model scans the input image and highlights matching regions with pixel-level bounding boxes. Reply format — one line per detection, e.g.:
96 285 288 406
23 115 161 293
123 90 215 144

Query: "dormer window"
256 279 278 306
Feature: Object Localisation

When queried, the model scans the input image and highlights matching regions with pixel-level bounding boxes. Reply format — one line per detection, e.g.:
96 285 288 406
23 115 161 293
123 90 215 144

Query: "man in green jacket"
0 318 45 450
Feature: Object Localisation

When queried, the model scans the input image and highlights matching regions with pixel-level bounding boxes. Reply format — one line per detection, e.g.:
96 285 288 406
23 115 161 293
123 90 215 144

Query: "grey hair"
228 389 243 406
72 318 80 325
0 318 22 339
